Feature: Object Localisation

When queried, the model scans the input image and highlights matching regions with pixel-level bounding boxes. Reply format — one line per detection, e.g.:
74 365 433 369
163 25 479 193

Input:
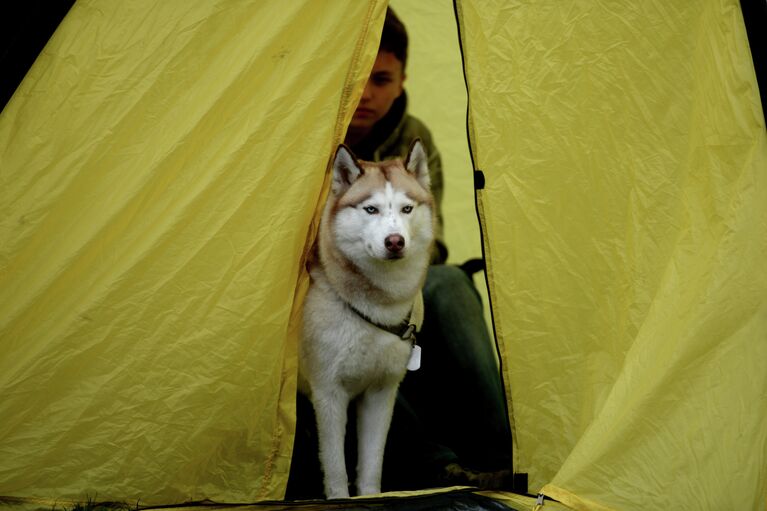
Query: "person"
286 8 514 498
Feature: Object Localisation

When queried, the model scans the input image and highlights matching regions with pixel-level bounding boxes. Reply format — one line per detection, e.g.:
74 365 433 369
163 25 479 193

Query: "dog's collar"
346 303 417 343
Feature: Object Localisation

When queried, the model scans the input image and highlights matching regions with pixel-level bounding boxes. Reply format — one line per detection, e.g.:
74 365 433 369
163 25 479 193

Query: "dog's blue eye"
402 205 413 214
363 206 379 214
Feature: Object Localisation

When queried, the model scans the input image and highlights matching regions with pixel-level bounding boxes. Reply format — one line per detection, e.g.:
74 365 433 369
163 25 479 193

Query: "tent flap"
0 0 385 504
457 0 767 509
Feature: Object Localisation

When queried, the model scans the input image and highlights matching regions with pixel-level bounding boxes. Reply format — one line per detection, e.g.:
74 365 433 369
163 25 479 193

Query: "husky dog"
299 140 435 498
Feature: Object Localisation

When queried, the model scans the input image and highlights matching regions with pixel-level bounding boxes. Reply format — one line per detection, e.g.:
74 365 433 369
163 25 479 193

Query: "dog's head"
326 139 434 264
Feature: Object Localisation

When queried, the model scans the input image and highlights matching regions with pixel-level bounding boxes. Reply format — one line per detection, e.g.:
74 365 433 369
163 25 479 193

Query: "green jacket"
348 93 447 263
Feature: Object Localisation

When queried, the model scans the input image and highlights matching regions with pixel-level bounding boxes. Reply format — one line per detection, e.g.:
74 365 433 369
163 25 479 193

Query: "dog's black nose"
385 234 405 252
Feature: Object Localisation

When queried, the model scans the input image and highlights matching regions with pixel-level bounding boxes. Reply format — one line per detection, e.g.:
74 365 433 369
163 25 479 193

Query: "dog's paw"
325 487 351 500
356 483 381 496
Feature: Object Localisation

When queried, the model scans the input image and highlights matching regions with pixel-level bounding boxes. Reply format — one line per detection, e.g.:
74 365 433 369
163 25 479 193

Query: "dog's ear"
332 144 363 196
405 139 430 190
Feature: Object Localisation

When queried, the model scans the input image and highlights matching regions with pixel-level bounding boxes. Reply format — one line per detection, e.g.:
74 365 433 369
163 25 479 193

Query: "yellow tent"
1 1 764 510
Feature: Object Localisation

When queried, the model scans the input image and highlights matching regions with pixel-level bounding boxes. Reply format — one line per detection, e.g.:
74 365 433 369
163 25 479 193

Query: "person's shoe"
439 462 513 490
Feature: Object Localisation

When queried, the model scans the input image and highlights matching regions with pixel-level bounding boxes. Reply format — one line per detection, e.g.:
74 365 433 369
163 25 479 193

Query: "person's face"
350 51 405 131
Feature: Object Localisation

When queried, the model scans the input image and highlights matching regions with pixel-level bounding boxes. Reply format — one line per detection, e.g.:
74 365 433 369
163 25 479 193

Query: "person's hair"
380 7 408 69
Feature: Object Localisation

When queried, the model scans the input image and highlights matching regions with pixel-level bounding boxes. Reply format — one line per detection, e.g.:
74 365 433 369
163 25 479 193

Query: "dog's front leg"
312 390 351 499
355 385 398 496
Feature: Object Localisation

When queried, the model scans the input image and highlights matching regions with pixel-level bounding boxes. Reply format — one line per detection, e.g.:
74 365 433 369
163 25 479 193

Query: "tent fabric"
455 0 767 510
0 0 386 504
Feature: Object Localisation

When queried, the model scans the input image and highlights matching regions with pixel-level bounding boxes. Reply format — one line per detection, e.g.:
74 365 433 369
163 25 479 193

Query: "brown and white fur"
299 140 434 498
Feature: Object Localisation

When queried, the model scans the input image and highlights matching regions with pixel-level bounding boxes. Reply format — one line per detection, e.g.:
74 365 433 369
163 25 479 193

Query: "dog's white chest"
299 290 413 398
336 324 412 394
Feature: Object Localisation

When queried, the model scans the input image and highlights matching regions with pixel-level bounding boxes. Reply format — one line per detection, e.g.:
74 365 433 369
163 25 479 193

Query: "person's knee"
424 264 481 308
425 264 472 292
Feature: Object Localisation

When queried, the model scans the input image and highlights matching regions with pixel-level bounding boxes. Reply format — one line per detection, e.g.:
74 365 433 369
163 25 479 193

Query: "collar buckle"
401 323 416 342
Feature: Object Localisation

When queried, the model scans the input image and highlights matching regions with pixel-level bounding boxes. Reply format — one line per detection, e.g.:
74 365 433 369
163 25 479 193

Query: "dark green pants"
287 265 512 498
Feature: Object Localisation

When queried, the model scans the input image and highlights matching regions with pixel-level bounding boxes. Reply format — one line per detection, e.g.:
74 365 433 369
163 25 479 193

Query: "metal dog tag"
407 344 421 371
